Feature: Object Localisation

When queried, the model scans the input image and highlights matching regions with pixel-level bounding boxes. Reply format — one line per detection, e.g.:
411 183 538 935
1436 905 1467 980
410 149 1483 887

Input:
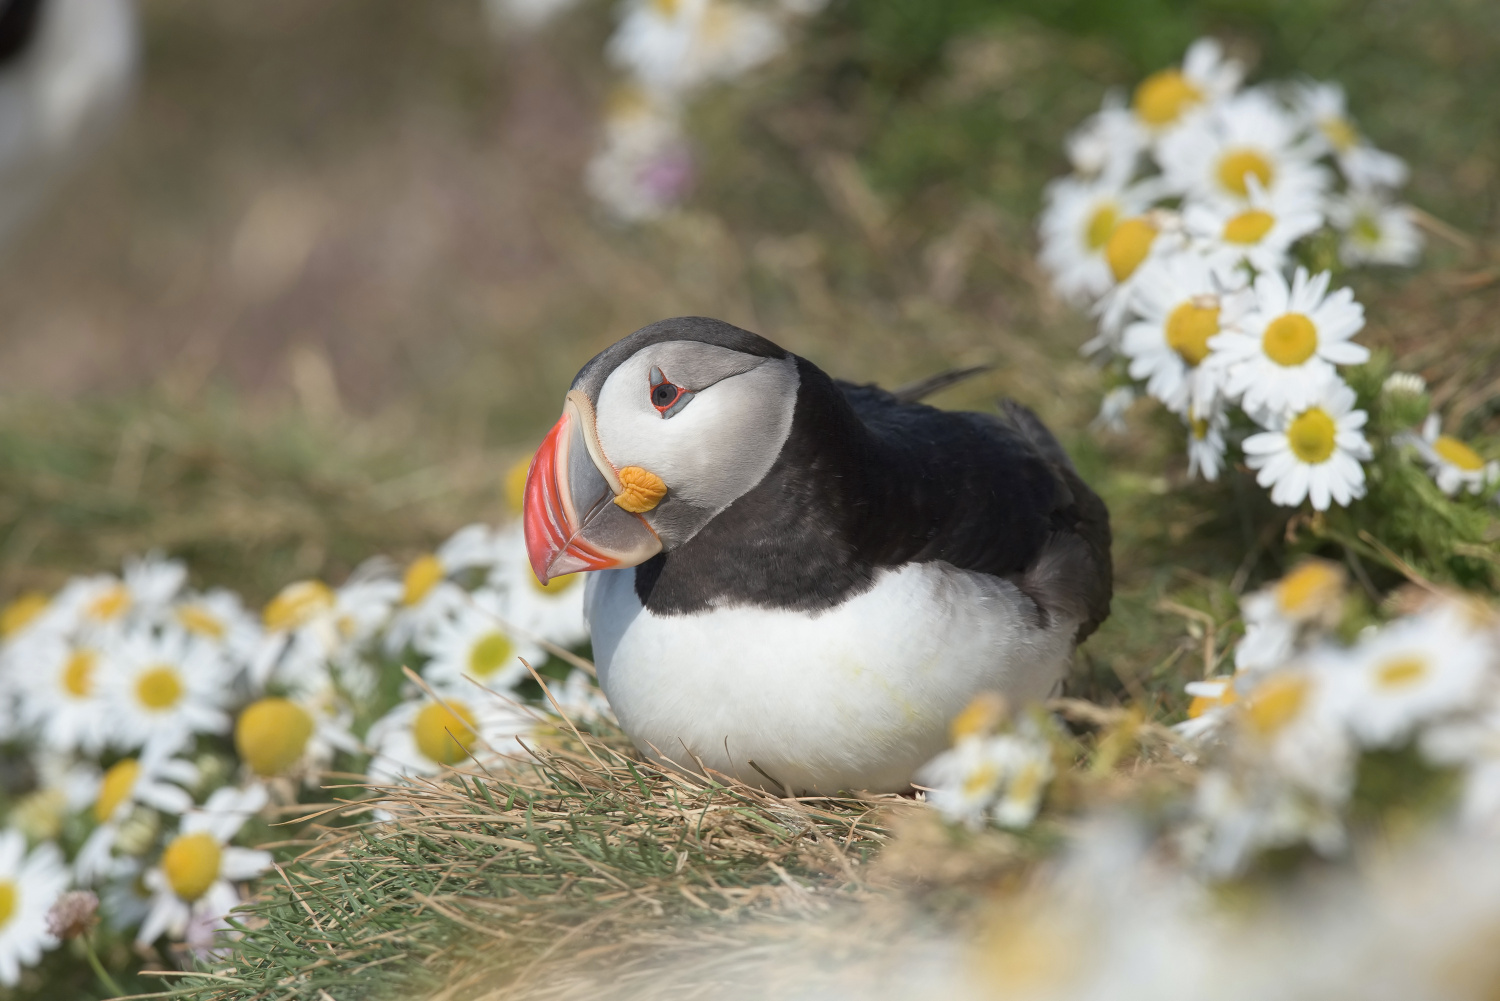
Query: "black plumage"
0 0 42 65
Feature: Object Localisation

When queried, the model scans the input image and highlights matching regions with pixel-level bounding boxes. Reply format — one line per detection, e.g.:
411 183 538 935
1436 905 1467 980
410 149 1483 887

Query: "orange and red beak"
522 391 663 584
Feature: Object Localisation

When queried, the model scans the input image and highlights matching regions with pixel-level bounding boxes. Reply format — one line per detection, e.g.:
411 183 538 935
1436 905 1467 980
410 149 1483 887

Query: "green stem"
82 934 125 999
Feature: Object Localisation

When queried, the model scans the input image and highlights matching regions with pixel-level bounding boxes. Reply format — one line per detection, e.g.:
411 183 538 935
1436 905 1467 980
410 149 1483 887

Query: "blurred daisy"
1130 37 1244 140
137 785 272 947
1191 766 1346 877
76 745 198 884
253 576 400 690
53 554 188 635
1090 386 1135 435
13 632 111 754
367 694 536 783
917 729 1054 831
1185 178 1323 280
1159 89 1328 207
385 524 504 654
102 627 232 752
1065 94 1146 183
1235 663 1356 804
1121 253 1246 415
1037 173 1152 306
171 589 262 671
1185 401 1229 482
1293 80 1409 189
0 832 68 986
1407 414 1499 496
490 524 589 649
418 588 543 697
233 690 357 783
0 591 55 645
1332 605 1493 748
1243 380 1372 511
1235 559 1347 673
1210 267 1368 415
1177 675 1237 742
585 86 695 223
1091 209 1191 340
1328 187 1422 267
607 0 784 97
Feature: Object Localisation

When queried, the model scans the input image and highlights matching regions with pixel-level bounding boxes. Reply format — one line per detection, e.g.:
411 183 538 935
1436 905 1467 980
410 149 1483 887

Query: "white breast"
585 562 1077 794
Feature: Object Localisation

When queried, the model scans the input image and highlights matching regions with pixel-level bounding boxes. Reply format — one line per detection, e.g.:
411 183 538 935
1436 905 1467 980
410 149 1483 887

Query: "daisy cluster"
0 499 603 978
1041 40 1494 510
490 0 826 222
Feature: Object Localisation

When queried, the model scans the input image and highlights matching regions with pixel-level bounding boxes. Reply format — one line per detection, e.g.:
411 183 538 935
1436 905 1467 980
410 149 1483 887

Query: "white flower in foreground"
1190 765 1346 877
1090 386 1135 435
1292 80 1409 189
1407 414 1499 496
1328 187 1422 267
917 729 1054 831
1211 267 1368 415
0 832 68 986
1129 37 1244 140
490 523 589 649
253 576 401 689
1121 253 1246 415
137 785 272 947
233 689 357 784
0 591 56 647
76 745 198 883
1065 94 1146 182
1237 663 1356 804
13 633 112 754
419 588 543 697
367 694 537 783
1331 606 1494 748
1159 89 1328 207
608 0 784 97
1185 401 1229 482
1243 380 1372 511
1235 559 1347 673
1037 172 1152 306
385 524 505 653
586 87 695 223
52 555 189 636
103 627 232 752
171 589 262 672
1184 178 1323 280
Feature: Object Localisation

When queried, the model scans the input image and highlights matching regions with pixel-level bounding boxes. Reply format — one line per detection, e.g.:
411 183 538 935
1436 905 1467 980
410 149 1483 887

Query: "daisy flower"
916 727 1054 831
1037 172 1153 306
367 693 537 783
233 687 357 784
1090 209 1191 341
52 555 189 636
12 631 113 754
1184 177 1324 280
1407 414 1499 496
1235 559 1348 674
418 588 544 697
137 785 272 947
0 832 69 987
102 626 232 752
1129 37 1244 141
607 0 784 98
0 591 56 645
1292 80 1409 189
1159 89 1328 208
1330 605 1493 749
1176 674 1238 743
1210 267 1368 415
1243 380 1372 511
1065 93 1147 183
1234 663 1356 805
252 576 401 690
76 744 198 884
489 523 589 649
1185 400 1229 482
1190 765 1347 877
585 87 695 223
1089 386 1135 435
1327 187 1422 267
385 524 505 654
171 588 262 672
1121 253 1246 415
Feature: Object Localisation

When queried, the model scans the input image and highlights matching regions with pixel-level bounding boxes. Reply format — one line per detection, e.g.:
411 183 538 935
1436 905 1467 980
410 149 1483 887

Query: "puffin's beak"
523 390 663 583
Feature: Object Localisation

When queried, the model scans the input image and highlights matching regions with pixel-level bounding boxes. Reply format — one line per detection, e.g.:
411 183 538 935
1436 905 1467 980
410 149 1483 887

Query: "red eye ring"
651 381 681 411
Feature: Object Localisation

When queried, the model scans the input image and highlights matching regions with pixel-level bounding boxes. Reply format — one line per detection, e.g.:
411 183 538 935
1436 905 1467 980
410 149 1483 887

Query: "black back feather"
0 0 43 66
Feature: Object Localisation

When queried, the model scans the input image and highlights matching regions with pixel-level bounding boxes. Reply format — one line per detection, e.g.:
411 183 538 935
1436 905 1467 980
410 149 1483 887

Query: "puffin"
522 316 1111 795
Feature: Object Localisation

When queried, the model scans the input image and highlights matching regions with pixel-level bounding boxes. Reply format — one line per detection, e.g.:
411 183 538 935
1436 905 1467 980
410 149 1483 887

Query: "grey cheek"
661 391 696 419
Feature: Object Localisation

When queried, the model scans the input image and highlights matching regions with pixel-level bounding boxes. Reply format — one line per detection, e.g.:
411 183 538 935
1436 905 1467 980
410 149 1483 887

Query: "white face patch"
592 342 799 520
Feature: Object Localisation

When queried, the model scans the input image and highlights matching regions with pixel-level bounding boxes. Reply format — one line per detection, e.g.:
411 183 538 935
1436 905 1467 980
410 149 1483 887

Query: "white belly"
585 562 1077 794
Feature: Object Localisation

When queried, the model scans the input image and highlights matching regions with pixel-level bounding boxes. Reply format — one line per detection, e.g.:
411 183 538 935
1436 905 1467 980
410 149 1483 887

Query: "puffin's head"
522 317 800 582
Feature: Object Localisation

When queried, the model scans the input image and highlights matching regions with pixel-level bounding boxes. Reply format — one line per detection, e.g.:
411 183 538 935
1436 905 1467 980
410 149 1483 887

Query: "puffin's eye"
647 366 694 417
651 382 680 409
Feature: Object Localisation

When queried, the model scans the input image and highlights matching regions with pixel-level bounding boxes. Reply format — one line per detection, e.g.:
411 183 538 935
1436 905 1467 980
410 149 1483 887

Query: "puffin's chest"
583 562 1075 794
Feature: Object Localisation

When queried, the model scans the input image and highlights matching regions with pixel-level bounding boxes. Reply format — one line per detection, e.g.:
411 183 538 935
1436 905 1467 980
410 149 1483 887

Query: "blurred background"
1 0 1497 680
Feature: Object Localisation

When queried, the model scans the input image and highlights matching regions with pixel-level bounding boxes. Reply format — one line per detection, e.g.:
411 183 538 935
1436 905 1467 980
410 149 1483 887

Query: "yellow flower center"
413 701 480 766
0 592 48 637
1190 416 1211 441
1375 655 1428 689
136 665 184 711
162 831 222 903
1084 203 1119 252
1245 674 1308 736
468 632 515 679
1216 148 1275 198
506 456 533 515
651 0 679 15
530 571 578 596
402 554 444 607
1434 435 1485 472
0 880 15 929
961 762 1000 800
176 604 226 640
1105 217 1156 282
1007 760 1045 808
1165 301 1220 367
949 692 1007 744
1132 69 1203 127
1223 209 1276 245
95 758 141 824
1286 407 1338 465
1261 312 1318 367
62 649 97 698
87 583 131 623
1352 213 1382 246
1275 560 1344 617
235 698 315 777
264 580 334 631
1320 116 1359 153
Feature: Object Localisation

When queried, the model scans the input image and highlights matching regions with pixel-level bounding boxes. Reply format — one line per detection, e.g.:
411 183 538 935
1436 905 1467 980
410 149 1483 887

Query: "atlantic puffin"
523 317 1111 795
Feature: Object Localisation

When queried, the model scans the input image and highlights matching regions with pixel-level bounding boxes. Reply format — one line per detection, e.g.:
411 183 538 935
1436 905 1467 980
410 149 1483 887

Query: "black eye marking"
648 366 696 418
